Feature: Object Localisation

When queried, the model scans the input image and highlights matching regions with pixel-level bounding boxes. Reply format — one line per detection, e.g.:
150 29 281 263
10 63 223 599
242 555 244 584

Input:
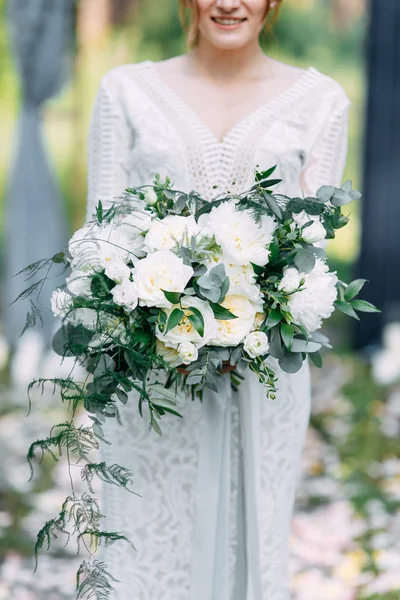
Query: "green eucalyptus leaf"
294 249 316 274
291 339 321 353
115 388 128 405
165 308 185 333
341 180 353 193
309 351 323 368
331 188 352 207
278 351 303 373
316 185 335 203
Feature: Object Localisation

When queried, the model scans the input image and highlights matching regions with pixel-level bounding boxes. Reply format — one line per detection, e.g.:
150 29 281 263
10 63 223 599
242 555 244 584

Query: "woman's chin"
201 32 252 51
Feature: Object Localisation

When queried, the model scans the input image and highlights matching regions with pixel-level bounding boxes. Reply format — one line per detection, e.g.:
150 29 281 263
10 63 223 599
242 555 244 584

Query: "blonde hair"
179 0 283 49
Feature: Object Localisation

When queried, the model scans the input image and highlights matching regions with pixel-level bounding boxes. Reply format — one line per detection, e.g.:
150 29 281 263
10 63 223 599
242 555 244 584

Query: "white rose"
51 289 73 318
157 296 217 349
156 339 182 367
144 215 200 253
278 267 303 294
243 331 270 358
287 258 338 333
66 271 93 297
143 187 158 206
134 250 194 308
111 281 139 311
199 200 276 266
104 261 131 284
210 294 258 347
292 210 326 244
178 342 199 365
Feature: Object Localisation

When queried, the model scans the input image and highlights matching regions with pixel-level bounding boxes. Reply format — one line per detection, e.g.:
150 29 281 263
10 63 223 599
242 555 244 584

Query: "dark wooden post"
355 0 400 348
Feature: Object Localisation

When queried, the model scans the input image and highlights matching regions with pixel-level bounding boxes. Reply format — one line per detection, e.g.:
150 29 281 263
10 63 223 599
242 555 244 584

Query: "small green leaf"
116 388 128 404
187 306 205 337
162 290 182 304
278 351 303 373
210 302 238 320
265 309 282 330
263 191 283 220
291 339 321 353
335 300 360 320
316 185 335 203
269 240 280 264
280 323 294 350
351 299 380 313
165 308 184 333
344 279 367 302
294 249 316 274
309 351 323 368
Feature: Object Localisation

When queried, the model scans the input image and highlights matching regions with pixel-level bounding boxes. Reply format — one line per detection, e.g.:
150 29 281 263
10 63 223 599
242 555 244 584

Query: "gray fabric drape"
2 0 75 347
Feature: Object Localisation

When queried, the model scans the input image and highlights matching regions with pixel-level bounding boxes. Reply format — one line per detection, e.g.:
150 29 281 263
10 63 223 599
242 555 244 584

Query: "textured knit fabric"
86 60 350 600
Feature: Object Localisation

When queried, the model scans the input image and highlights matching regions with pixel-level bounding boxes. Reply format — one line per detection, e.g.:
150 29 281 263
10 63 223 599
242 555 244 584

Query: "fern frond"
27 423 99 480
76 560 118 600
81 462 137 495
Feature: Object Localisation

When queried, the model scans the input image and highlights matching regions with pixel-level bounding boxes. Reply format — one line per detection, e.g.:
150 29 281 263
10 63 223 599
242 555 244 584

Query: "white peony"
243 331 270 358
157 296 217 349
210 294 259 347
51 289 73 318
104 261 131 284
178 341 199 365
134 250 194 308
292 210 326 244
287 259 338 333
278 267 303 294
66 271 93 297
144 215 200 253
156 339 182 367
111 281 139 311
199 200 276 266
223 262 263 303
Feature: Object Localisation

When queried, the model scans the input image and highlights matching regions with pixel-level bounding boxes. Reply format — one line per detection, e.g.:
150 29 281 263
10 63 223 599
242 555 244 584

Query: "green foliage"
76 560 118 600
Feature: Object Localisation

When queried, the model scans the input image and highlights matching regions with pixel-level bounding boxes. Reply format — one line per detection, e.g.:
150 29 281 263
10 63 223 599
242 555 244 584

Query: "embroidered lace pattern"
86 61 350 599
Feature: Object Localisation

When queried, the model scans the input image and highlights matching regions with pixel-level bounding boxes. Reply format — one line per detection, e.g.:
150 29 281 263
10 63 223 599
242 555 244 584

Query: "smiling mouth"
211 17 247 25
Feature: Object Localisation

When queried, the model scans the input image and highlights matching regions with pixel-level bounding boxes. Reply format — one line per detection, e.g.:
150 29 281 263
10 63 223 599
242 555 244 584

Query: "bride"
86 0 350 598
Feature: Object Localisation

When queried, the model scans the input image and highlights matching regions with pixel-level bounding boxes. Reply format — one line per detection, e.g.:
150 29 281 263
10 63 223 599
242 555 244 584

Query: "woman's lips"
211 17 247 31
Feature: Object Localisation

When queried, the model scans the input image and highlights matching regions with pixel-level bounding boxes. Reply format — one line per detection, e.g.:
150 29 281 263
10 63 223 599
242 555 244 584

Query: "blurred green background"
1 1 399 599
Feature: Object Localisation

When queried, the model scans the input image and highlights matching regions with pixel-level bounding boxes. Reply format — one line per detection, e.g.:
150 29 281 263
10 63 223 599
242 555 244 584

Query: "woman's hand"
178 361 236 376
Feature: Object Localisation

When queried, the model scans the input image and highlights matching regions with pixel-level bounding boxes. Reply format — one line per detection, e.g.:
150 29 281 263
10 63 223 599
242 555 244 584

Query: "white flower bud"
178 341 199 365
243 331 270 358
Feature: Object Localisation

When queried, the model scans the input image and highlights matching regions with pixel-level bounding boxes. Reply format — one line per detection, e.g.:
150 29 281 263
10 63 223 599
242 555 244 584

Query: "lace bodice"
87 60 350 220
85 60 350 600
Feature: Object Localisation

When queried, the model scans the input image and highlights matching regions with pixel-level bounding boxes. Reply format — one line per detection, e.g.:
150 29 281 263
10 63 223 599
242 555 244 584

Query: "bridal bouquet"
48 168 377 431
21 167 378 596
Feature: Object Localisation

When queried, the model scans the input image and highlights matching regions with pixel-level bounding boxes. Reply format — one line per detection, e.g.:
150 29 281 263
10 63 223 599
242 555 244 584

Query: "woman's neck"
186 40 269 82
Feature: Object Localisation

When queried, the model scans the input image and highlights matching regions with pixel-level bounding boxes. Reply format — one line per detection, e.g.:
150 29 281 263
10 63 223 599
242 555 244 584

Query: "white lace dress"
86 60 350 600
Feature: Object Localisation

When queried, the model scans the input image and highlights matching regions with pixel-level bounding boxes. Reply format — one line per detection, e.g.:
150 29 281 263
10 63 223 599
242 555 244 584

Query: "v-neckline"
144 59 318 146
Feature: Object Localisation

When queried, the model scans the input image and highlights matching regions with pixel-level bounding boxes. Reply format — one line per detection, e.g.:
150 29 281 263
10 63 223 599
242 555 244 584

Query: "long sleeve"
86 75 132 221
300 89 351 197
